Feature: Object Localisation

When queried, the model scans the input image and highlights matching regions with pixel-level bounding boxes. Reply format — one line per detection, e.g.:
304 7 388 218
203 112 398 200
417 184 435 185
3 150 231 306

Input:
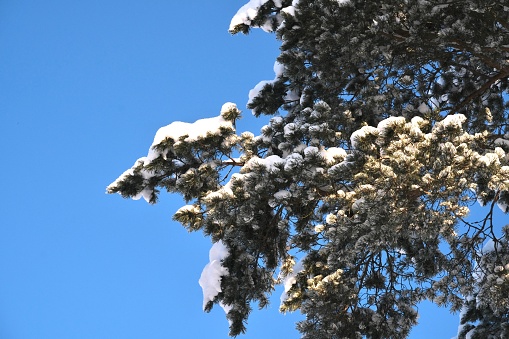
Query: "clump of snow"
274 190 291 199
107 157 158 203
433 114 466 133
499 200 508 213
409 116 426 138
221 102 238 115
495 138 509 148
481 239 496 254
303 146 319 157
352 197 366 212
280 257 305 305
203 189 230 203
133 187 153 203
175 204 200 214
280 0 300 17
495 135 509 160
147 114 233 162
284 152 303 171
281 5 296 16
230 0 268 31
248 80 272 105
477 152 500 167
248 61 286 109
273 61 284 78
203 173 245 203
107 158 143 192
244 155 285 172
199 241 230 310
417 102 430 114
456 299 475 339
270 116 283 126
108 106 238 204
350 126 378 149
377 116 406 136
284 89 300 102
283 123 296 136
230 0 285 32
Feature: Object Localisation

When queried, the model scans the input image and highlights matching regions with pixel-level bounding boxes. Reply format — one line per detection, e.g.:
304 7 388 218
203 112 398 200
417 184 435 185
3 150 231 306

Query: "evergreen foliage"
108 1 509 337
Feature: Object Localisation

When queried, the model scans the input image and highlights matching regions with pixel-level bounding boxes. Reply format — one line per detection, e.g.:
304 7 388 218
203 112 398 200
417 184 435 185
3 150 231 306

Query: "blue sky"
0 1 460 338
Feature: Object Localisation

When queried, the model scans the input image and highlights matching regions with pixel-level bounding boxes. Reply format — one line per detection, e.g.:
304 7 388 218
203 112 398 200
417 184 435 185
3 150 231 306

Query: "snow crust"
199 241 230 311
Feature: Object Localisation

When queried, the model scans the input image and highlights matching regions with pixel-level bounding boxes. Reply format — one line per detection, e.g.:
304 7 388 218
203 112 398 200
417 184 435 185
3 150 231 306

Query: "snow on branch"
107 103 240 203
230 0 286 33
199 241 231 314
147 103 238 162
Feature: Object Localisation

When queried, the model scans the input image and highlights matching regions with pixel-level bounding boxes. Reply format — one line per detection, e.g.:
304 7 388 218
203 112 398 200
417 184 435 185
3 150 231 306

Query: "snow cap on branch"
199 241 230 311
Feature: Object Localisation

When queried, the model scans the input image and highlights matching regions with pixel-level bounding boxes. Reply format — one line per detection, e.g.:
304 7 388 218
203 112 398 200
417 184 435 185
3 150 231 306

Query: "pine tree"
108 1 509 337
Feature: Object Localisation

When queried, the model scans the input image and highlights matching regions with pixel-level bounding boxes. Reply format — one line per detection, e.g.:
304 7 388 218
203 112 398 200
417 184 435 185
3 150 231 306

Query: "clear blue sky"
0 1 460 338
